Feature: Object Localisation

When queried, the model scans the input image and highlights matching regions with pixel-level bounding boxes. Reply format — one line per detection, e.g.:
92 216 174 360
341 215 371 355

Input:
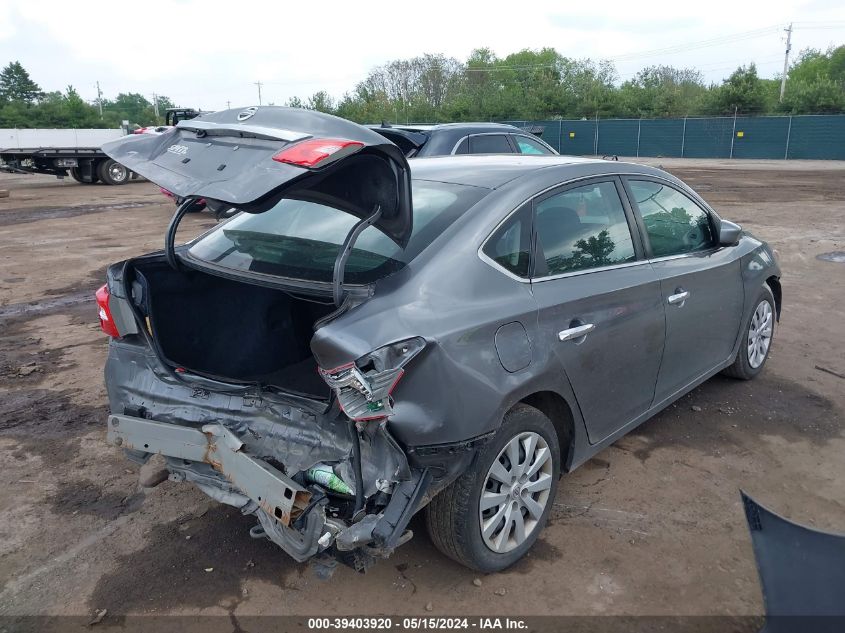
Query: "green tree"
781 46 845 113
782 78 845 113
617 66 707 117
0 61 43 104
306 90 335 113
707 63 769 114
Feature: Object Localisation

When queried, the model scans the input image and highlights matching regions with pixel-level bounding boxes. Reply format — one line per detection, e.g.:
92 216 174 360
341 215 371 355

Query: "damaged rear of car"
98 107 470 569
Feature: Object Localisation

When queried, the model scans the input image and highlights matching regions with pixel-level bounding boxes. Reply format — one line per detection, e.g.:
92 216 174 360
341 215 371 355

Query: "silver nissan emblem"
237 107 258 121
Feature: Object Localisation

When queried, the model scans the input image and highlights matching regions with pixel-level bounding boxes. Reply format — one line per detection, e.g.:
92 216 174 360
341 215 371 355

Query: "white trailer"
0 127 136 185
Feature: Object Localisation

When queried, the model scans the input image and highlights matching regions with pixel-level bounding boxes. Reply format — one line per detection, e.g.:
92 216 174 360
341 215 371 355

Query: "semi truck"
0 108 202 185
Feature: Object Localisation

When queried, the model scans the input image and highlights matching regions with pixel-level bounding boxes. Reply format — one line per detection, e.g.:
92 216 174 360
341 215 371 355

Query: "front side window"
188 181 487 284
514 135 553 155
469 134 513 154
482 204 531 278
534 181 636 276
628 180 715 258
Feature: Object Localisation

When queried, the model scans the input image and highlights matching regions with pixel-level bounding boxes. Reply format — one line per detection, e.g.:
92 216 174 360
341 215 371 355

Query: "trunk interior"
131 260 335 398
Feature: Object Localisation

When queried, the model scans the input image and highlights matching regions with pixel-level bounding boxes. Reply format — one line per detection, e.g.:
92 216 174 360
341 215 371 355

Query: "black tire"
69 167 98 184
722 283 776 380
97 159 130 185
426 404 561 572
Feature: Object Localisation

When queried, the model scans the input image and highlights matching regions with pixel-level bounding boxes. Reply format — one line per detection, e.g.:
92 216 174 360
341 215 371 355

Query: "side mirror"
718 220 742 246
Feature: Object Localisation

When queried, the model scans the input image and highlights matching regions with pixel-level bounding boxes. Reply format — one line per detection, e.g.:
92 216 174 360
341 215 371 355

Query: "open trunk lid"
102 106 413 246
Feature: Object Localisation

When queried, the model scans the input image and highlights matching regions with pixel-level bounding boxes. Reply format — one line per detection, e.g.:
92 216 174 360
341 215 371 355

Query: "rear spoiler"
175 119 310 143
368 126 428 157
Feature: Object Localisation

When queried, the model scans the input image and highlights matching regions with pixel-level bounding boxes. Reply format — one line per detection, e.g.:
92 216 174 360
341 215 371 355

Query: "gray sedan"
97 107 780 572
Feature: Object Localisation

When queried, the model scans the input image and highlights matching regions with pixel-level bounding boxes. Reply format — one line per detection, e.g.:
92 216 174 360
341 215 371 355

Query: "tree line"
0 61 175 128
316 46 845 123
1 45 843 129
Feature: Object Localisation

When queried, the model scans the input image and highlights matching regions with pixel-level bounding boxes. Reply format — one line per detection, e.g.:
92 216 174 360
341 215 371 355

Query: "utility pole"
95 81 103 118
779 23 793 103
152 92 159 118
254 81 263 105
226 100 231 110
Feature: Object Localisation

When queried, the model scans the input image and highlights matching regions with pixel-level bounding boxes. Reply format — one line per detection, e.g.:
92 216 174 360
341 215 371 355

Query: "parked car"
97 107 780 572
369 122 557 157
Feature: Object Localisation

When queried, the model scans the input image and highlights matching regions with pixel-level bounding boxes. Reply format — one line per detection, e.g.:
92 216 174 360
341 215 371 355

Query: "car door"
623 177 744 402
531 177 665 444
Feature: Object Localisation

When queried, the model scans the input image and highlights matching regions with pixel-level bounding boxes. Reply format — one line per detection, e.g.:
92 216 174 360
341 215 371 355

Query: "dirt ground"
0 160 843 623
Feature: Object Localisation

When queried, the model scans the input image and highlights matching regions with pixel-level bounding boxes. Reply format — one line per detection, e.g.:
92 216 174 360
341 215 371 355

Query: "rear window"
187 181 487 284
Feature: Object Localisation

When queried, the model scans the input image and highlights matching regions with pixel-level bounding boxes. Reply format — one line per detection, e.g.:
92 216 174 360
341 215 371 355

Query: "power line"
609 25 783 61
458 24 787 73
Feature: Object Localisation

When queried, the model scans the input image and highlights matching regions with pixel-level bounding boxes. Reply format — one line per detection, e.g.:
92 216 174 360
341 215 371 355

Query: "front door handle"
667 290 690 306
558 323 595 342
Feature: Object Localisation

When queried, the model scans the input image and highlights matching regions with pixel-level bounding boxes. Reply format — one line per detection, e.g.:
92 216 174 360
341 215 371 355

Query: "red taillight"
272 138 363 169
318 363 404 422
95 284 120 338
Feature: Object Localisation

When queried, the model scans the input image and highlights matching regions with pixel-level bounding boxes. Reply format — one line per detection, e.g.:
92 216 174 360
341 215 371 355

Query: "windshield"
188 180 487 284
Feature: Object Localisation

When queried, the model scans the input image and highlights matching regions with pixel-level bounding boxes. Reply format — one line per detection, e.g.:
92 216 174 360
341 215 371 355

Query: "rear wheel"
426 404 560 572
722 284 776 380
97 159 130 185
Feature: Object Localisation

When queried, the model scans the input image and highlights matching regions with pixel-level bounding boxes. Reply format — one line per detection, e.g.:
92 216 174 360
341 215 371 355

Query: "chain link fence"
505 115 845 160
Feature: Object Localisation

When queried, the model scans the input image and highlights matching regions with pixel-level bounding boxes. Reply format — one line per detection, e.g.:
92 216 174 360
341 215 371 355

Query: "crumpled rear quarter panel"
104 338 409 496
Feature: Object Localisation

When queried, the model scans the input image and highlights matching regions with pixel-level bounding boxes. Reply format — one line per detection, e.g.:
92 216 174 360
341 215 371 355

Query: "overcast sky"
1 0 844 111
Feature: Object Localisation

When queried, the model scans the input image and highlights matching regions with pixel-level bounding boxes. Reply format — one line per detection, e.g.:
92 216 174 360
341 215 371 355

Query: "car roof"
409 154 610 189
392 122 521 132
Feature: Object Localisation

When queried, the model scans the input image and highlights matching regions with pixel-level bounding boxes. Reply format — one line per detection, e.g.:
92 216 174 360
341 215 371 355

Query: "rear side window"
514 135 553 155
482 204 531 278
469 134 514 154
628 180 715 258
454 138 469 154
188 181 487 284
534 181 636 276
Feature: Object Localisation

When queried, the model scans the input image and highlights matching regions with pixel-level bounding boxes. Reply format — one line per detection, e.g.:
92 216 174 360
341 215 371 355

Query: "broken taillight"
272 138 363 169
95 284 120 338
319 338 425 422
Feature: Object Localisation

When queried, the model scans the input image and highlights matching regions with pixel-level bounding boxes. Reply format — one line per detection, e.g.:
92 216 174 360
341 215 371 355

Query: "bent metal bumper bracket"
107 414 311 526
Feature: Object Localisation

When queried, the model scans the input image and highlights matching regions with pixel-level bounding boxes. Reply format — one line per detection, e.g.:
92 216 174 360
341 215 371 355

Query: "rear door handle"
667 290 690 306
558 323 595 342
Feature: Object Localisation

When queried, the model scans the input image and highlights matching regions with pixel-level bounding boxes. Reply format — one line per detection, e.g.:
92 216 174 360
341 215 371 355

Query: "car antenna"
332 205 382 308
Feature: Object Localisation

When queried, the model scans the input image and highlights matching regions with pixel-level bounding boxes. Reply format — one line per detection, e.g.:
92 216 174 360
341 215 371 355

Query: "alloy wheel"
747 300 773 369
479 431 553 553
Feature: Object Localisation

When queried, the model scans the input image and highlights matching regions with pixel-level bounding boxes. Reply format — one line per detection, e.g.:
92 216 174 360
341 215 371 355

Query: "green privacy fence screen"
505 115 845 160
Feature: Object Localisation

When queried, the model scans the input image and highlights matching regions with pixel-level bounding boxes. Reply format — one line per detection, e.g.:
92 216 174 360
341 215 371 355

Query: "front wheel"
722 284 776 380
97 159 130 185
426 404 560 572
